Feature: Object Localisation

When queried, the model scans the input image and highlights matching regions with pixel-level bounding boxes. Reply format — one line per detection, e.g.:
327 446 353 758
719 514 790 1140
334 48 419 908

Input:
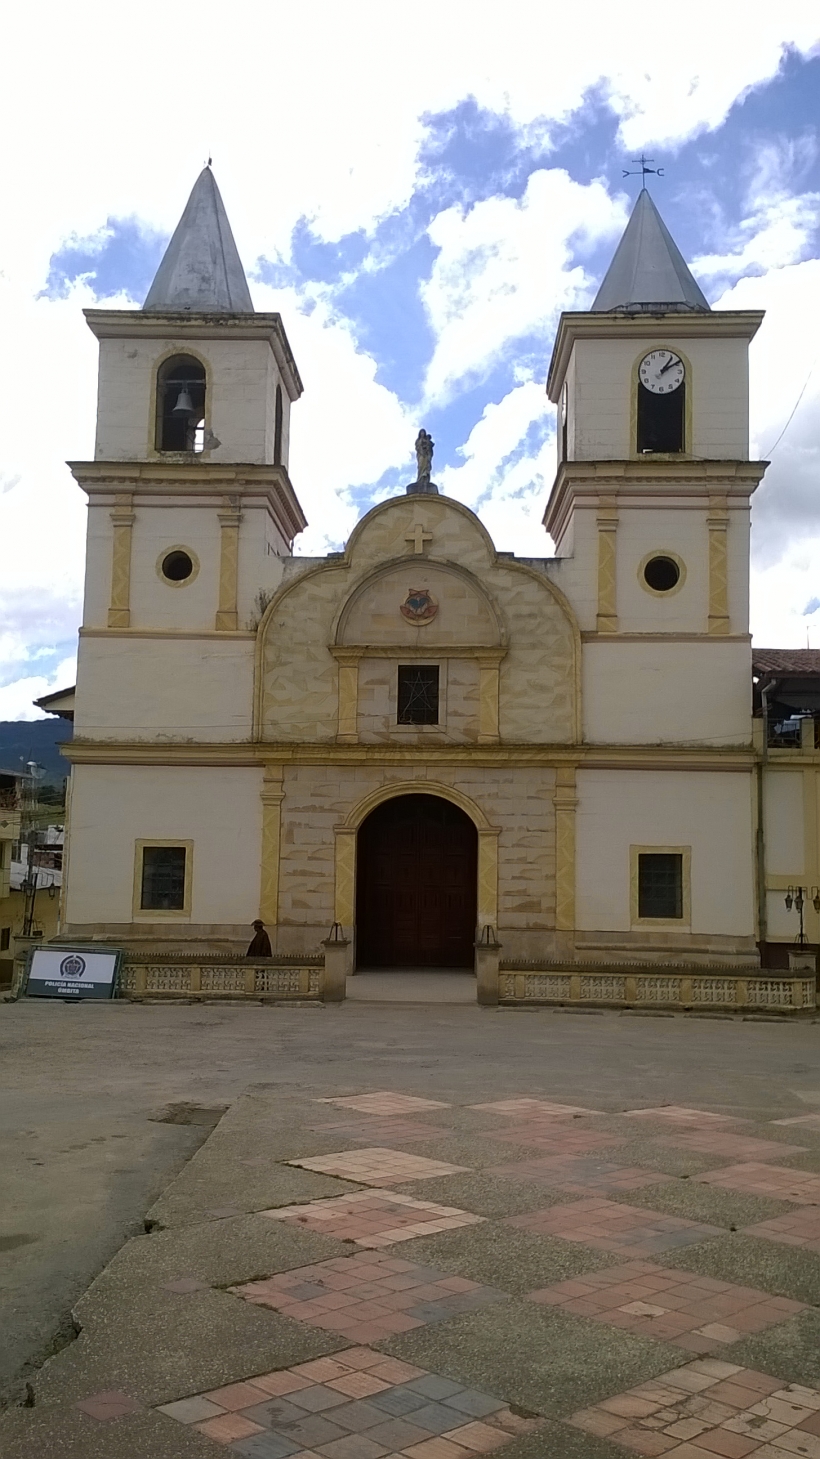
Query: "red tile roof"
753 650 820 676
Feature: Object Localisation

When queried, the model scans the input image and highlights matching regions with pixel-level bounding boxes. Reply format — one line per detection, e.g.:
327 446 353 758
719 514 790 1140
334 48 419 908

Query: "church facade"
60 169 768 975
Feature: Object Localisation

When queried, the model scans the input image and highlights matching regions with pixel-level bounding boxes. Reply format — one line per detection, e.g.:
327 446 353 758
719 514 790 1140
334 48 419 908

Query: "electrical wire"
761 362 816 459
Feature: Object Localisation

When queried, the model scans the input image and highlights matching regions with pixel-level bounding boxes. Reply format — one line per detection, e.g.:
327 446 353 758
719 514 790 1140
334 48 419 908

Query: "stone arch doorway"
356 794 478 969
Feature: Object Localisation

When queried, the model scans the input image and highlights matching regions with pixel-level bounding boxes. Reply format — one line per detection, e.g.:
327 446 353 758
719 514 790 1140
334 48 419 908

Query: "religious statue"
415 429 434 485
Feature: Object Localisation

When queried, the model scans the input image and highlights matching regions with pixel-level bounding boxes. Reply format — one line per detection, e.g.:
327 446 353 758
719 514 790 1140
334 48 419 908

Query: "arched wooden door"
356 794 478 968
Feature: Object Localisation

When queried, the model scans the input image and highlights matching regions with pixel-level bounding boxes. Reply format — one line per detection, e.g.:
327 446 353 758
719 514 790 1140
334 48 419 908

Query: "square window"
397 665 439 725
140 846 187 911
638 853 683 919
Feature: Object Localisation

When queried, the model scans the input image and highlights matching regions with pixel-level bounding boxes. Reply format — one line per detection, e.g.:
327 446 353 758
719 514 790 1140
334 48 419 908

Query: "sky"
2 2 820 719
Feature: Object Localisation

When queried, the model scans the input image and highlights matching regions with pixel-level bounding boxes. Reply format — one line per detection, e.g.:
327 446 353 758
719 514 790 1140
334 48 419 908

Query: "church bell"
171 388 195 416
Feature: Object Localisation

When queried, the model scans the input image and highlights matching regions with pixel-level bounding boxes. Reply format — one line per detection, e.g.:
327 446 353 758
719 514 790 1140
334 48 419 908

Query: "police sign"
26 948 120 1000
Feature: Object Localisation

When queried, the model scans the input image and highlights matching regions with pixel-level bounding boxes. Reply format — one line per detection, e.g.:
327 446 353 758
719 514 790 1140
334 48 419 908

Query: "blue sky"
1 7 820 715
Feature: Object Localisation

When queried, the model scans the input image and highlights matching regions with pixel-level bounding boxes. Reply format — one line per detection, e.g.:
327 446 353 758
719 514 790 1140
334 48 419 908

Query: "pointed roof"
143 167 253 313
592 188 709 313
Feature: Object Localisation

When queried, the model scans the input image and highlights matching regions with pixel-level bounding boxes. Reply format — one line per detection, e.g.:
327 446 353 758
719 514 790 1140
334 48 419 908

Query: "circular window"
643 555 681 593
160 549 194 583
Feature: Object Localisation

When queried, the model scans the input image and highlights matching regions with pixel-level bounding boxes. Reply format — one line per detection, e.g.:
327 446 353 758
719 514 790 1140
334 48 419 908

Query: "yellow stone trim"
328 645 506 663
554 765 578 931
596 496 618 632
630 844 692 928
340 780 495 832
707 496 730 634
336 651 359 744
477 656 501 744
638 548 687 599
334 827 357 926
582 632 749 643
331 556 507 649
259 764 284 925
477 829 499 926
132 839 194 920
108 494 134 629
63 741 757 771
216 496 242 631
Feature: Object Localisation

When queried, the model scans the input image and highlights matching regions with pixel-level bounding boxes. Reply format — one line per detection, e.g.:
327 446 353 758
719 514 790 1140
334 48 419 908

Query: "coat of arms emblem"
400 588 438 625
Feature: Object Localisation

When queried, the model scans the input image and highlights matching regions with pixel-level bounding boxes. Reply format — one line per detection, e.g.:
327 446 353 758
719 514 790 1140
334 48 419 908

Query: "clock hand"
659 357 678 375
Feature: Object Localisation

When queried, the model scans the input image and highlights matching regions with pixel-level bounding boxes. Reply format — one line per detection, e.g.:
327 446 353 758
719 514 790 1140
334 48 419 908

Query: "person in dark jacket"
246 920 272 956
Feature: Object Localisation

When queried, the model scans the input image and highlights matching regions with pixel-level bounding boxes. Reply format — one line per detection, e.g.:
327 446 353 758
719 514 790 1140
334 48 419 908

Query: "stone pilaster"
215 495 242 630
259 764 284 928
553 765 578 932
336 651 359 743
707 496 730 635
107 494 134 628
596 496 618 632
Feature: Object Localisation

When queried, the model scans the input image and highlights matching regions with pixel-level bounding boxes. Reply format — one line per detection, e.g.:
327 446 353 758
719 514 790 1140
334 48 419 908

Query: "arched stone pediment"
334 559 504 650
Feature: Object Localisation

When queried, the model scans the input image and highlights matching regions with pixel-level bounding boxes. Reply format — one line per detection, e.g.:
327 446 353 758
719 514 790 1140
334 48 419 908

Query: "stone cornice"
61 739 756 772
546 309 764 401
68 460 308 539
83 308 303 400
543 459 767 542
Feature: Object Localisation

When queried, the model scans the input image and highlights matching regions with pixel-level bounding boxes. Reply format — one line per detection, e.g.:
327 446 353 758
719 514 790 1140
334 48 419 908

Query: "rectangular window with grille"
140 845 187 911
638 853 683 919
397 664 439 725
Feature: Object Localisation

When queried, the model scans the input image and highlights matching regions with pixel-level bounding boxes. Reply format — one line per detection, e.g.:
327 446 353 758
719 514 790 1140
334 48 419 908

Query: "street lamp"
784 886 820 945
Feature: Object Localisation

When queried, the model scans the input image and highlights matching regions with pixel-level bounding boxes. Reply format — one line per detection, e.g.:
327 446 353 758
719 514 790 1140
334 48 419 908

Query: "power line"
761 361 816 459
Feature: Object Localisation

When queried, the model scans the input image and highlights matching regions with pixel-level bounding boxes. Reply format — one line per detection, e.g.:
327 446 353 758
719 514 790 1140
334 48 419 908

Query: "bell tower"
69 167 307 743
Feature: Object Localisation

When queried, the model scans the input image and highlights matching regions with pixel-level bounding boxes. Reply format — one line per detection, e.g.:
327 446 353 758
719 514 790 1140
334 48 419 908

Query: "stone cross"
405 523 433 554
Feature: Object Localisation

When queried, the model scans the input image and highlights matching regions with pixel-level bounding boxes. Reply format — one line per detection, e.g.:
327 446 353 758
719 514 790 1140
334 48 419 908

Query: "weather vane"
622 153 664 182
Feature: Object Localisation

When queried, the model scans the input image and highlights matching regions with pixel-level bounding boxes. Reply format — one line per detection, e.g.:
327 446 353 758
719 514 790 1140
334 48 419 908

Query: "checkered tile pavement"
772 1113 820 1129
486 1123 623 1154
159 1348 538 1455
470 1099 599 1118
262 1190 483 1248
743 1206 820 1253
289 1148 467 1186
528 1259 805 1352
488 1154 673 1195
316 1094 450 1116
695 1161 820 1203
309 1118 443 1145
569 1358 820 1456
231 1253 505 1344
508 1197 722 1256
624 1106 745 1127
656 1130 807 1161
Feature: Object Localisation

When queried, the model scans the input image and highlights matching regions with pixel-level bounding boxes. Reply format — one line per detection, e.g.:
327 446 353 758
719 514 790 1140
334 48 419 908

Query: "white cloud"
695 143 820 285
421 170 625 402
0 656 77 722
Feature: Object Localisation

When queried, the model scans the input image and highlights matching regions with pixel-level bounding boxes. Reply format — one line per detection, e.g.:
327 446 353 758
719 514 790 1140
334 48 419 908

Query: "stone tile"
744 1208 820 1254
288 1148 468 1186
396 1221 624 1295
309 1118 443 1145
489 1154 673 1196
658 1233 820 1308
261 1190 484 1247
656 1133 808 1162
487 1125 624 1156
470 1099 599 1118
157 1395 226 1423
696 1164 820 1203
527 1259 805 1351
508 1198 722 1257
154 1346 533 1457
568 1362 820 1459
231 1252 506 1342
719 1310 820 1390
623 1109 746 1128
316 1094 450 1116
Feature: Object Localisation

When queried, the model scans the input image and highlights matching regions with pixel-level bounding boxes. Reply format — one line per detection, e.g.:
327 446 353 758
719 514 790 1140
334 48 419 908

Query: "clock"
639 350 684 394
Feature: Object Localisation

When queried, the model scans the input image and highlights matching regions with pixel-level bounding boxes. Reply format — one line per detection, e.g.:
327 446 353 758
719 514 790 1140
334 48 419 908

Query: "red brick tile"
200 1381 271 1410
195 1413 265 1442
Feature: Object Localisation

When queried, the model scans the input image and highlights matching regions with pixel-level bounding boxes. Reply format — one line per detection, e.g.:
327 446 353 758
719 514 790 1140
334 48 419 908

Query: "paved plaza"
2 997 820 1456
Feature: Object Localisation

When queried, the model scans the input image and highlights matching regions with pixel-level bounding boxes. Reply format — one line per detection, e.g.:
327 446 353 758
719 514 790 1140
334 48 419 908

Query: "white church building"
49 165 819 1003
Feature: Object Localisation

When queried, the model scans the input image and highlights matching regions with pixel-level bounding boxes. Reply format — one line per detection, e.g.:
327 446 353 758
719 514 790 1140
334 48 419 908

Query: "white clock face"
639 350 684 395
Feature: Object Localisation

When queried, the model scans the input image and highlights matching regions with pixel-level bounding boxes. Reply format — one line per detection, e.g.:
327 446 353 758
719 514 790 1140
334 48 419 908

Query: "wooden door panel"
356 794 477 968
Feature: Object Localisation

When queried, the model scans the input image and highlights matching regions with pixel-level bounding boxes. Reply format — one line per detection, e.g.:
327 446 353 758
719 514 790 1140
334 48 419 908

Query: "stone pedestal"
475 936 501 1006
322 936 352 1002
788 948 816 974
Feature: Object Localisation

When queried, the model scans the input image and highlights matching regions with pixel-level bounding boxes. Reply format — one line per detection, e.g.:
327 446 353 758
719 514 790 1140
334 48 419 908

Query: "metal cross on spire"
622 153 664 183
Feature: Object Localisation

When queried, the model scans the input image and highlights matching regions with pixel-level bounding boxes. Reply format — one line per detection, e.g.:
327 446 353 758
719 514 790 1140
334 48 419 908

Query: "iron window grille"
638 853 683 919
141 846 187 910
397 665 439 725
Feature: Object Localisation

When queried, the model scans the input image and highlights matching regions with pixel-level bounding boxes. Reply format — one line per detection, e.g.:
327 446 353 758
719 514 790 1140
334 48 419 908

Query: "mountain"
0 719 73 786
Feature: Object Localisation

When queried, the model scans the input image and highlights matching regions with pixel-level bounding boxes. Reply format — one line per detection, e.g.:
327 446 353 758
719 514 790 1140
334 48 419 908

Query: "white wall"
65 764 262 924
582 641 751 745
74 638 255 741
576 769 755 934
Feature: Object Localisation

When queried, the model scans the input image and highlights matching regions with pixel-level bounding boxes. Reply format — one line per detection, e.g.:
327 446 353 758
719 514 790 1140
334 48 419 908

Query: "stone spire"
592 188 709 313
143 166 254 313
